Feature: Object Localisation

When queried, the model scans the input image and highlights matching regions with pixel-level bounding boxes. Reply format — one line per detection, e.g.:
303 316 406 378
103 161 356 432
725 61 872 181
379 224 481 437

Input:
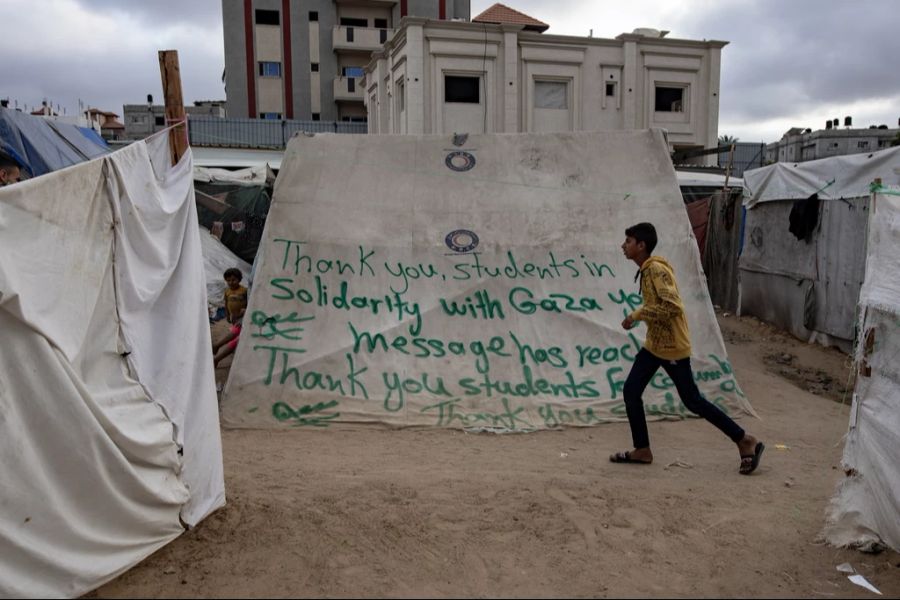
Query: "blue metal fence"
188 116 367 149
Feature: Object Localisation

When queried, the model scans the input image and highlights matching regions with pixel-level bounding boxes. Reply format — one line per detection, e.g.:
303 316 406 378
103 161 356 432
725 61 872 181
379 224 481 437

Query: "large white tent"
0 132 225 597
221 130 754 430
824 182 900 552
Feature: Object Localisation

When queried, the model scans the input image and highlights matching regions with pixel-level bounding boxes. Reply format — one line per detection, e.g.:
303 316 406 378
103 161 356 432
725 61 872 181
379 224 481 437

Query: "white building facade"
364 18 727 162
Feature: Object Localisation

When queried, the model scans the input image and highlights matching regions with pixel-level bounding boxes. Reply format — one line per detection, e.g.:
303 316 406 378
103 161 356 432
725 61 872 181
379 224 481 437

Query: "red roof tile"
473 3 549 32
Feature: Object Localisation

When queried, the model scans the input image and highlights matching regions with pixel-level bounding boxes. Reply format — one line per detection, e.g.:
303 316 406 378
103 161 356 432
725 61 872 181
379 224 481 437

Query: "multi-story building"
363 4 727 162
123 100 227 140
766 122 900 164
222 0 470 123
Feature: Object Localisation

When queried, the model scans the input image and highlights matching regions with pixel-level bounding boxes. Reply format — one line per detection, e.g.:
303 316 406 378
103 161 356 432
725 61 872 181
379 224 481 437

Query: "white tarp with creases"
824 185 900 553
0 132 225 598
220 130 754 430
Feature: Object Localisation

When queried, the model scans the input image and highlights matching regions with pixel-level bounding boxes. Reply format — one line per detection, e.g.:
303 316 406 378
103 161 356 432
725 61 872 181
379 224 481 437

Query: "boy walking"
610 222 764 475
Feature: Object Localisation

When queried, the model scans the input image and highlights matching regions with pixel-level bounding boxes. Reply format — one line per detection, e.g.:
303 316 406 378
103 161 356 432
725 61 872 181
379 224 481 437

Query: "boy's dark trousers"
624 348 745 449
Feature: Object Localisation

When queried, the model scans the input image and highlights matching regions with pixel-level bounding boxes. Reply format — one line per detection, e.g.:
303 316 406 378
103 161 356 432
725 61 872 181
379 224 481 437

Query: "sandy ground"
86 312 900 598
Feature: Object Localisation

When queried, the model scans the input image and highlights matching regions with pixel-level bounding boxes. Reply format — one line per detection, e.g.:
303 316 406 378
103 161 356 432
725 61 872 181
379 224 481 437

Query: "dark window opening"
311 62 319 72
346 27 354 42
259 112 282 119
374 18 388 28
655 86 684 112
154 116 165 126
312 113 320 121
309 11 318 21
340 17 368 27
379 29 388 43
258 61 282 77
445 76 479 103
255 9 279 25
605 82 616 97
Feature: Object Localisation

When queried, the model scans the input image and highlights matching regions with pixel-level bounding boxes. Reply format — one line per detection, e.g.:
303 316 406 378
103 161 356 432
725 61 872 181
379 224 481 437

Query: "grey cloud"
72 0 222 29
676 0 900 123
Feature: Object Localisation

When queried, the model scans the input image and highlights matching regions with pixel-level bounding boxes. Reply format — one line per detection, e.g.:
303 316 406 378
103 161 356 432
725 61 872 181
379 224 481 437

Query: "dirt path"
86 313 900 598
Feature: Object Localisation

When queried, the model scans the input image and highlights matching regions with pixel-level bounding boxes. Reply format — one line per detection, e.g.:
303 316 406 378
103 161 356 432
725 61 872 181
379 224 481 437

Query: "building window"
534 80 567 109
311 62 319 72
259 61 282 77
445 76 479 103
312 113 320 121
340 17 368 27
374 18 388 28
857 140 869 148
398 82 406 110
259 112 282 119
655 86 684 112
309 11 318 21
380 29 388 43
255 9 279 25
605 82 617 97
155 116 165 126
342 66 365 78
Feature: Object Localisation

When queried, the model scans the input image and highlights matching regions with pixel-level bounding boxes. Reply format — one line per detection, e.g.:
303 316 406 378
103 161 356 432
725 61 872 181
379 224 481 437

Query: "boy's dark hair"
0 153 21 170
224 267 243 281
625 222 658 254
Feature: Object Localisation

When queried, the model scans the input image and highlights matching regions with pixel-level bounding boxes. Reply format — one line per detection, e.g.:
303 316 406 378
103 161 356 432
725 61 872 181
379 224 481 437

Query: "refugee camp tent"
824 182 900 553
220 130 755 430
0 131 225 597
0 106 109 177
194 165 274 264
740 146 900 352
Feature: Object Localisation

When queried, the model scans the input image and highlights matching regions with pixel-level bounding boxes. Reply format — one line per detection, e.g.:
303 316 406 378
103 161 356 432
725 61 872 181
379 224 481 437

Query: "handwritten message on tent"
220 131 754 430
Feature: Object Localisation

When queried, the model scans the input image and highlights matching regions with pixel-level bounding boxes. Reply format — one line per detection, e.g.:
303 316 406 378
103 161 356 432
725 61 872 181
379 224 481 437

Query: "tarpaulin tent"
0 107 109 177
740 146 900 352
220 130 754 430
0 131 225 597
824 182 900 553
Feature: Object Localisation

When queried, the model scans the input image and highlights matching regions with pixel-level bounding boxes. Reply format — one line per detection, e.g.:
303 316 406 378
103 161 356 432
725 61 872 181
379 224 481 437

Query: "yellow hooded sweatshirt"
629 256 692 360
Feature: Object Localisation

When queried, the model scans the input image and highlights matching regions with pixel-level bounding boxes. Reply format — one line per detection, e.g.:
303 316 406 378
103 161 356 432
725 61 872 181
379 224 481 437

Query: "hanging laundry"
211 221 224 239
788 192 820 242
231 221 245 233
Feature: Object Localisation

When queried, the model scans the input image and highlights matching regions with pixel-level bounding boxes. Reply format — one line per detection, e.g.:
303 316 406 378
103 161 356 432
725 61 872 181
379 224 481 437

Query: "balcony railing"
333 76 365 102
188 116 367 149
332 25 392 52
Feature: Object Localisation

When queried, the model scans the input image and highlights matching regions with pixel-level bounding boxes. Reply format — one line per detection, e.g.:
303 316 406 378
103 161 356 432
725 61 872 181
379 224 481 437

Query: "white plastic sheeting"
221 130 754 430
743 145 900 207
193 164 275 186
0 132 225 597
825 187 900 552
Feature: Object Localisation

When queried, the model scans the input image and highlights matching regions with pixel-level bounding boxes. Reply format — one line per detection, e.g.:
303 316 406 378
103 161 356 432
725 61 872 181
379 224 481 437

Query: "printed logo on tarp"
445 150 476 172
445 229 479 253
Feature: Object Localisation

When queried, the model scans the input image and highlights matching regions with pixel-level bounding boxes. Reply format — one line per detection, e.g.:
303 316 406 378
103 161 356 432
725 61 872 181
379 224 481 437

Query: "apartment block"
222 0 470 122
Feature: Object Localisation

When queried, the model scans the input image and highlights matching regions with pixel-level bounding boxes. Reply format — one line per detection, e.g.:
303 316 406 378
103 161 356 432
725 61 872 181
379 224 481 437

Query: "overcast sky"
2 0 898 143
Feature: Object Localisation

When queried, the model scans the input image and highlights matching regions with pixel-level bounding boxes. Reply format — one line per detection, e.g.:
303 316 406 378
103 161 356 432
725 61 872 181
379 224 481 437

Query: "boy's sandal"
609 450 652 464
739 442 765 475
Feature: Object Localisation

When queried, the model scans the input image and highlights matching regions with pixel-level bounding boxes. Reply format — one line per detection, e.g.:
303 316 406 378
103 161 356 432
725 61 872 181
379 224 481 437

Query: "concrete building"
123 100 227 140
222 0 470 122
766 122 900 164
85 108 126 141
363 5 727 162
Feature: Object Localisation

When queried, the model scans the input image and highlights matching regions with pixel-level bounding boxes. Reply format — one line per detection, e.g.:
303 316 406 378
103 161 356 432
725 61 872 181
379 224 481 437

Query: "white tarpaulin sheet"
825 186 900 552
0 132 225 597
221 131 754 430
743 145 900 207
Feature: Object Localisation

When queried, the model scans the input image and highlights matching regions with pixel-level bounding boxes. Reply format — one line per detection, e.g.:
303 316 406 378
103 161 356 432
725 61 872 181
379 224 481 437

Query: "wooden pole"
158 50 188 165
